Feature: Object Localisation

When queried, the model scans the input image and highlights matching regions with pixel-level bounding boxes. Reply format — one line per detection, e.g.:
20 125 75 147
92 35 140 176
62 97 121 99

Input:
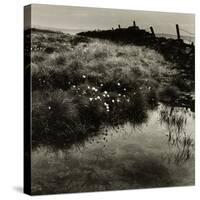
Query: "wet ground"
31 103 195 195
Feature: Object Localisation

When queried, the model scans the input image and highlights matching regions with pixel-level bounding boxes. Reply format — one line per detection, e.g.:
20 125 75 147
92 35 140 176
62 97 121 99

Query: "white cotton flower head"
124 88 126 91
112 99 115 103
104 102 109 108
100 83 103 87
92 87 97 91
48 106 51 110
118 94 121 96
82 75 86 78
89 98 93 101
104 91 108 94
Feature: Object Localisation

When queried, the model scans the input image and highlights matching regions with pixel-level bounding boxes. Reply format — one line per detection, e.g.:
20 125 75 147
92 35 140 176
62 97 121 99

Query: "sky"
25 4 195 36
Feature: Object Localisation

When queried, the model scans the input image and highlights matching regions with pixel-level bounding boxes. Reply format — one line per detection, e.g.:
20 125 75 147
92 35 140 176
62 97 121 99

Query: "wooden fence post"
150 26 155 37
133 21 136 27
118 24 121 29
176 24 181 40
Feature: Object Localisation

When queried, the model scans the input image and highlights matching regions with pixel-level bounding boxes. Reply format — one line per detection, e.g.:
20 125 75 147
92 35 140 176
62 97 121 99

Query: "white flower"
92 87 96 91
117 82 121 86
100 83 103 87
89 98 93 101
107 94 110 98
112 99 115 103
103 94 106 97
73 85 76 88
82 75 86 78
124 88 126 91
127 99 130 102
117 99 120 102
97 96 100 100
87 86 90 89
48 106 51 110
104 103 109 109
104 91 108 94
118 94 121 96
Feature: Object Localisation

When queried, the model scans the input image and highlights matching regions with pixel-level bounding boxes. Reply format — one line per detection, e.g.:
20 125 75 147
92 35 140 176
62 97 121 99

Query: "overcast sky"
25 4 195 36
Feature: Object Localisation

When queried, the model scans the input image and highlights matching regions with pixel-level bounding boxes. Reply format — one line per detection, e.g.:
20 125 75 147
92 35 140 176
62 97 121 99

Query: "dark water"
31 104 195 195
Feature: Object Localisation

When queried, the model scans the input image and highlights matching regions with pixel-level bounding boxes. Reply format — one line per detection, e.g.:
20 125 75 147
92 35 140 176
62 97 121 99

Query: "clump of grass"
45 46 56 54
32 90 105 147
54 55 66 65
32 53 45 63
159 86 180 104
173 77 192 92
70 35 91 46
32 91 81 146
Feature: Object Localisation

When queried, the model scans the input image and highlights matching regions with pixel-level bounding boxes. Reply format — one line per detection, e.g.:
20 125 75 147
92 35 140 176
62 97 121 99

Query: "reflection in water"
31 104 195 195
160 106 194 165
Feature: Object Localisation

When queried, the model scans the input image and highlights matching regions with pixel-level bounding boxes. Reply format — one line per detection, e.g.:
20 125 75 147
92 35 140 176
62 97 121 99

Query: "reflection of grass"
31 146 174 195
29 29 180 146
160 106 194 165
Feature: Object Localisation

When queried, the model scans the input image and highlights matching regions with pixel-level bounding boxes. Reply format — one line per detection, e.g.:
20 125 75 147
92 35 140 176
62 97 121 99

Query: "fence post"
118 24 121 29
133 21 136 27
150 26 155 37
176 24 181 40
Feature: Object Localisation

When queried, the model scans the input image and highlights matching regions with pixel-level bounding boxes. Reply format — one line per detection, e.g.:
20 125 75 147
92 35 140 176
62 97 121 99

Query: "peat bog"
25 28 195 195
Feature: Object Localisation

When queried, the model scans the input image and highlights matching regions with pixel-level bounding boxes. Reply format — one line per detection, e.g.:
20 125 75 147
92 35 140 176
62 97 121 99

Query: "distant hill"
30 25 87 35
